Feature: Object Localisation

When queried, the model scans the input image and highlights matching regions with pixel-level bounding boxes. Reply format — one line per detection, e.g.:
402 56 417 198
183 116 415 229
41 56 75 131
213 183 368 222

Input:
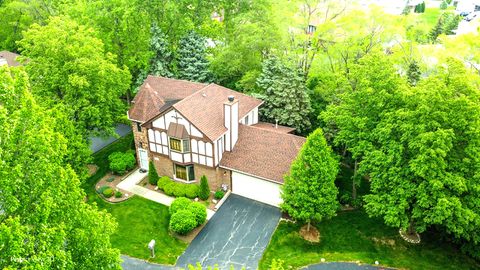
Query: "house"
455 0 480 13
0 51 21 67
128 76 305 207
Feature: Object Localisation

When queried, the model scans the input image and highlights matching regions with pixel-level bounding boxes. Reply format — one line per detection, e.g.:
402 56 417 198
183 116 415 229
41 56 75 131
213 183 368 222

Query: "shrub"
163 182 175 196
115 191 123 198
102 187 114 198
157 176 171 190
148 161 159 185
185 184 199 199
173 183 186 197
198 175 210 200
169 210 197 235
190 202 207 226
96 185 110 194
108 151 136 175
170 197 192 215
214 190 225 200
106 177 115 182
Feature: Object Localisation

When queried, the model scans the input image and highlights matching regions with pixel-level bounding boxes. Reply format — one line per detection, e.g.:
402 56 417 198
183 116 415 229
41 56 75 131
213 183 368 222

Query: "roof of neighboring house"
251 121 296 134
128 76 206 122
220 125 305 184
172 83 263 140
0 51 21 67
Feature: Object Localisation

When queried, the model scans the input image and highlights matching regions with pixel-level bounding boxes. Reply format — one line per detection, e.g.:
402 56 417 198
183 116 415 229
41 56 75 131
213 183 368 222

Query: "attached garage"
231 171 282 207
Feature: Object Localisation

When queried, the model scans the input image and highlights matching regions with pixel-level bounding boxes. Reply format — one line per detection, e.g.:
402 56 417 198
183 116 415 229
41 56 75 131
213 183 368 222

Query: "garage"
231 171 282 207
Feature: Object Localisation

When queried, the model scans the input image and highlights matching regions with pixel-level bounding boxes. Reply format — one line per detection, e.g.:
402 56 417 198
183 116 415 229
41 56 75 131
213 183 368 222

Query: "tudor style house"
128 76 305 206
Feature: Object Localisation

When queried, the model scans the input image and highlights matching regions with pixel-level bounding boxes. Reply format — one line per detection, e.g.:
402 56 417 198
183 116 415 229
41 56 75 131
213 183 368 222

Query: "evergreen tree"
177 31 212 83
199 175 210 200
150 24 173 78
257 56 312 134
443 14 462 35
429 16 445 42
148 161 159 185
281 128 339 231
440 0 448 10
407 60 421 86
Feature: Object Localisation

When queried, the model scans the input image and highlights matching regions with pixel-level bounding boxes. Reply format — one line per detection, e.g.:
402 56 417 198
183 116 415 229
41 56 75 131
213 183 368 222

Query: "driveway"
89 124 131 153
175 194 281 270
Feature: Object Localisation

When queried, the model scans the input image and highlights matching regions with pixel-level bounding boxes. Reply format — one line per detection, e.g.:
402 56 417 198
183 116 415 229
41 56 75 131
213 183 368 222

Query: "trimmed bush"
106 177 115 182
108 151 136 175
185 184 199 199
214 190 225 200
148 161 159 185
115 191 123 198
157 176 171 190
173 183 186 197
169 210 197 235
97 185 110 194
102 187 114 198
199 175 210 200
190 202 207 226
163 182 175 196
169 197 192 215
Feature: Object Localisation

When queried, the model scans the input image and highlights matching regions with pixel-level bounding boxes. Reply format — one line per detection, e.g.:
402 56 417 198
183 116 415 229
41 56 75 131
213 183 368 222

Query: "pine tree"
199 175 210 200
281 128 339 231
407 60 421 86
257 56 312 134
429 16 445 42
177 31 212 83
148 161 159 185
440 0 448 10
150 24 173 78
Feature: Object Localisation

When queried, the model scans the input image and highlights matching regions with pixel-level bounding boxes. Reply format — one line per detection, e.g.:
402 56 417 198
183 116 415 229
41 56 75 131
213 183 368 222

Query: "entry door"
138 148 149 170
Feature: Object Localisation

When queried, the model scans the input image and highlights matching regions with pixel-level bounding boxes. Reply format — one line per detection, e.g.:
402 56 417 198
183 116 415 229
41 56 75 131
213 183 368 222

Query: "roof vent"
202 92 207 97
227 95 235 102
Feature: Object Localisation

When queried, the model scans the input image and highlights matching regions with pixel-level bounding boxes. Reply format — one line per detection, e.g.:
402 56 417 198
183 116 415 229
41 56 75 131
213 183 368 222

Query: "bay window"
174 164 195 181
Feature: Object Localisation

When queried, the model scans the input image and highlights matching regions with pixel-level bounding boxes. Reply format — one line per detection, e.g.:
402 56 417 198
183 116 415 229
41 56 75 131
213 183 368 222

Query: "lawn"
83 133 187 265
259 210 480 270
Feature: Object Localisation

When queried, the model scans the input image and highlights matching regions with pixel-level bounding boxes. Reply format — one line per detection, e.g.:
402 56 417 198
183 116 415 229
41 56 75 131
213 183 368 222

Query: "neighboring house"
128 76 305 207
0 51 21 67
455 0 480 13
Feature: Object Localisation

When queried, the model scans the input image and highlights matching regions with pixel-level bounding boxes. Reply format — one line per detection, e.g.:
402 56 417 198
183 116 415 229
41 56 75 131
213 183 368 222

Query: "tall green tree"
406 60 421 86
281 128 339 231
18 16 131 138
150 23 173 77
177 30 212 83
257 56 312 134
0 66 121 269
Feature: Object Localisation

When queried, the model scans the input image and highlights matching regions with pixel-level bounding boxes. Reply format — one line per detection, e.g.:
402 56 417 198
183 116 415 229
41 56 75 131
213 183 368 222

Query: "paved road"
175 194 281 270
89 124 131 153
303 262 392 270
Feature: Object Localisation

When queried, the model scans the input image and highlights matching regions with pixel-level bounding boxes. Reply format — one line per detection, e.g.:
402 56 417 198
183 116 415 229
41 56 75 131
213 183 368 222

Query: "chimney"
224 95 239 151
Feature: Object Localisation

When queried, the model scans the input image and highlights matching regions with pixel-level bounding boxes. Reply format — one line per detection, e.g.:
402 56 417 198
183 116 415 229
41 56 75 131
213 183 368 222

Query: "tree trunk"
407 220 416 235
352 159 358 200
307 221 311 232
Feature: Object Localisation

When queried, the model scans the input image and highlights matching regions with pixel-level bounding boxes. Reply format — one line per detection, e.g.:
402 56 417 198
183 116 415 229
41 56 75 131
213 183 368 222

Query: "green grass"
413 6 456 28
259 211 480 270
83 133 187 265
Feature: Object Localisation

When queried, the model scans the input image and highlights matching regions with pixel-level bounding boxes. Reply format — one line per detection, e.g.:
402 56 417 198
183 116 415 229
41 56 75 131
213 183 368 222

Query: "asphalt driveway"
175 194 281 269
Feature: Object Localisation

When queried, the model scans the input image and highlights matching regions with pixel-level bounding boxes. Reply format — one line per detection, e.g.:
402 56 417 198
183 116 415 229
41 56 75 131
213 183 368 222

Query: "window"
136 122 142 132
245 115 249 125
183 139 190 152
174 164 195 181
170 138 182 151
306 24 317 34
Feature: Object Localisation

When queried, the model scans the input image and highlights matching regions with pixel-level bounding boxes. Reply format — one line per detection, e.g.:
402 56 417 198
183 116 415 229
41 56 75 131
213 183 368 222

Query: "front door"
138 148 149 170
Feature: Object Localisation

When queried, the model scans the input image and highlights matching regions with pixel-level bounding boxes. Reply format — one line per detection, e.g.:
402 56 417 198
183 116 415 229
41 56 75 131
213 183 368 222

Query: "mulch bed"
87 164 99 177
173 223 207 243
96 172 134 203
299 224 320 243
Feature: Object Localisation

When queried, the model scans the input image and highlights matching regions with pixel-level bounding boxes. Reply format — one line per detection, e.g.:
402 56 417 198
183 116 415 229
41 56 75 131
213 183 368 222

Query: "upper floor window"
169 137 190 153
306 24 316 34
245 115 250 125
136 122 142 132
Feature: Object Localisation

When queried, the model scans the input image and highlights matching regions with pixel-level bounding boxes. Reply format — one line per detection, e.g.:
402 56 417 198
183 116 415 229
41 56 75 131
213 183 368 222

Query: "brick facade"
132 122 148 164
152 152 231 192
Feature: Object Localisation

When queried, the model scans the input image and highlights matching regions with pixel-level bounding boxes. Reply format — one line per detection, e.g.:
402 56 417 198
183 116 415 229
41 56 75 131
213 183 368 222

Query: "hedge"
169 197 192 215
108 150 136 175
190 202 207 225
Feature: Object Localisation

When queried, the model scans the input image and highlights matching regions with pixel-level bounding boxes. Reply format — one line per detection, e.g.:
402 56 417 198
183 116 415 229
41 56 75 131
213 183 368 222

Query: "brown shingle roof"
220 125 305 184
0 51 21 67
128 76 206 122
251 121 296 134
167 122 189 139
173 84 263 140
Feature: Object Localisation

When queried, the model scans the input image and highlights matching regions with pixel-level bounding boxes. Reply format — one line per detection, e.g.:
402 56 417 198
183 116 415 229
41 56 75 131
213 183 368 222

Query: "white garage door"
232 171 282 207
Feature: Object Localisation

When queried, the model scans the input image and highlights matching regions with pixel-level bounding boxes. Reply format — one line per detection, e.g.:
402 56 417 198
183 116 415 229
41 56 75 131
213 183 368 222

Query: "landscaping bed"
259 210 480 270
95 171 133 203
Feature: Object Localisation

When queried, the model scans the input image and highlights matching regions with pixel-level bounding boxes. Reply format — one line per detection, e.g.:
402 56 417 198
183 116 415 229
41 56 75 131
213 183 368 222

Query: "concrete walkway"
117 169 215 220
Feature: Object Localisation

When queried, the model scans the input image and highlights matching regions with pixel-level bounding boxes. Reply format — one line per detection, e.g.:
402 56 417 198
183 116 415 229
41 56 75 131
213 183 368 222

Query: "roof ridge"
242 124 306 140
147 75 207 86
172 83 214 109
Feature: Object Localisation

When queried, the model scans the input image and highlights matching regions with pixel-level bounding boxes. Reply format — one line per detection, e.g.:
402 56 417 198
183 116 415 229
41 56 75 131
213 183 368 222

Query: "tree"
18 16 131 138
149 23 173 78
281 128 339 231
148 161 159 185
440 0 448 10
257 56 312 134
177 31 212 83
199 175 210 200
429 15 445 42
0 66 121 269
406 60 421 86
